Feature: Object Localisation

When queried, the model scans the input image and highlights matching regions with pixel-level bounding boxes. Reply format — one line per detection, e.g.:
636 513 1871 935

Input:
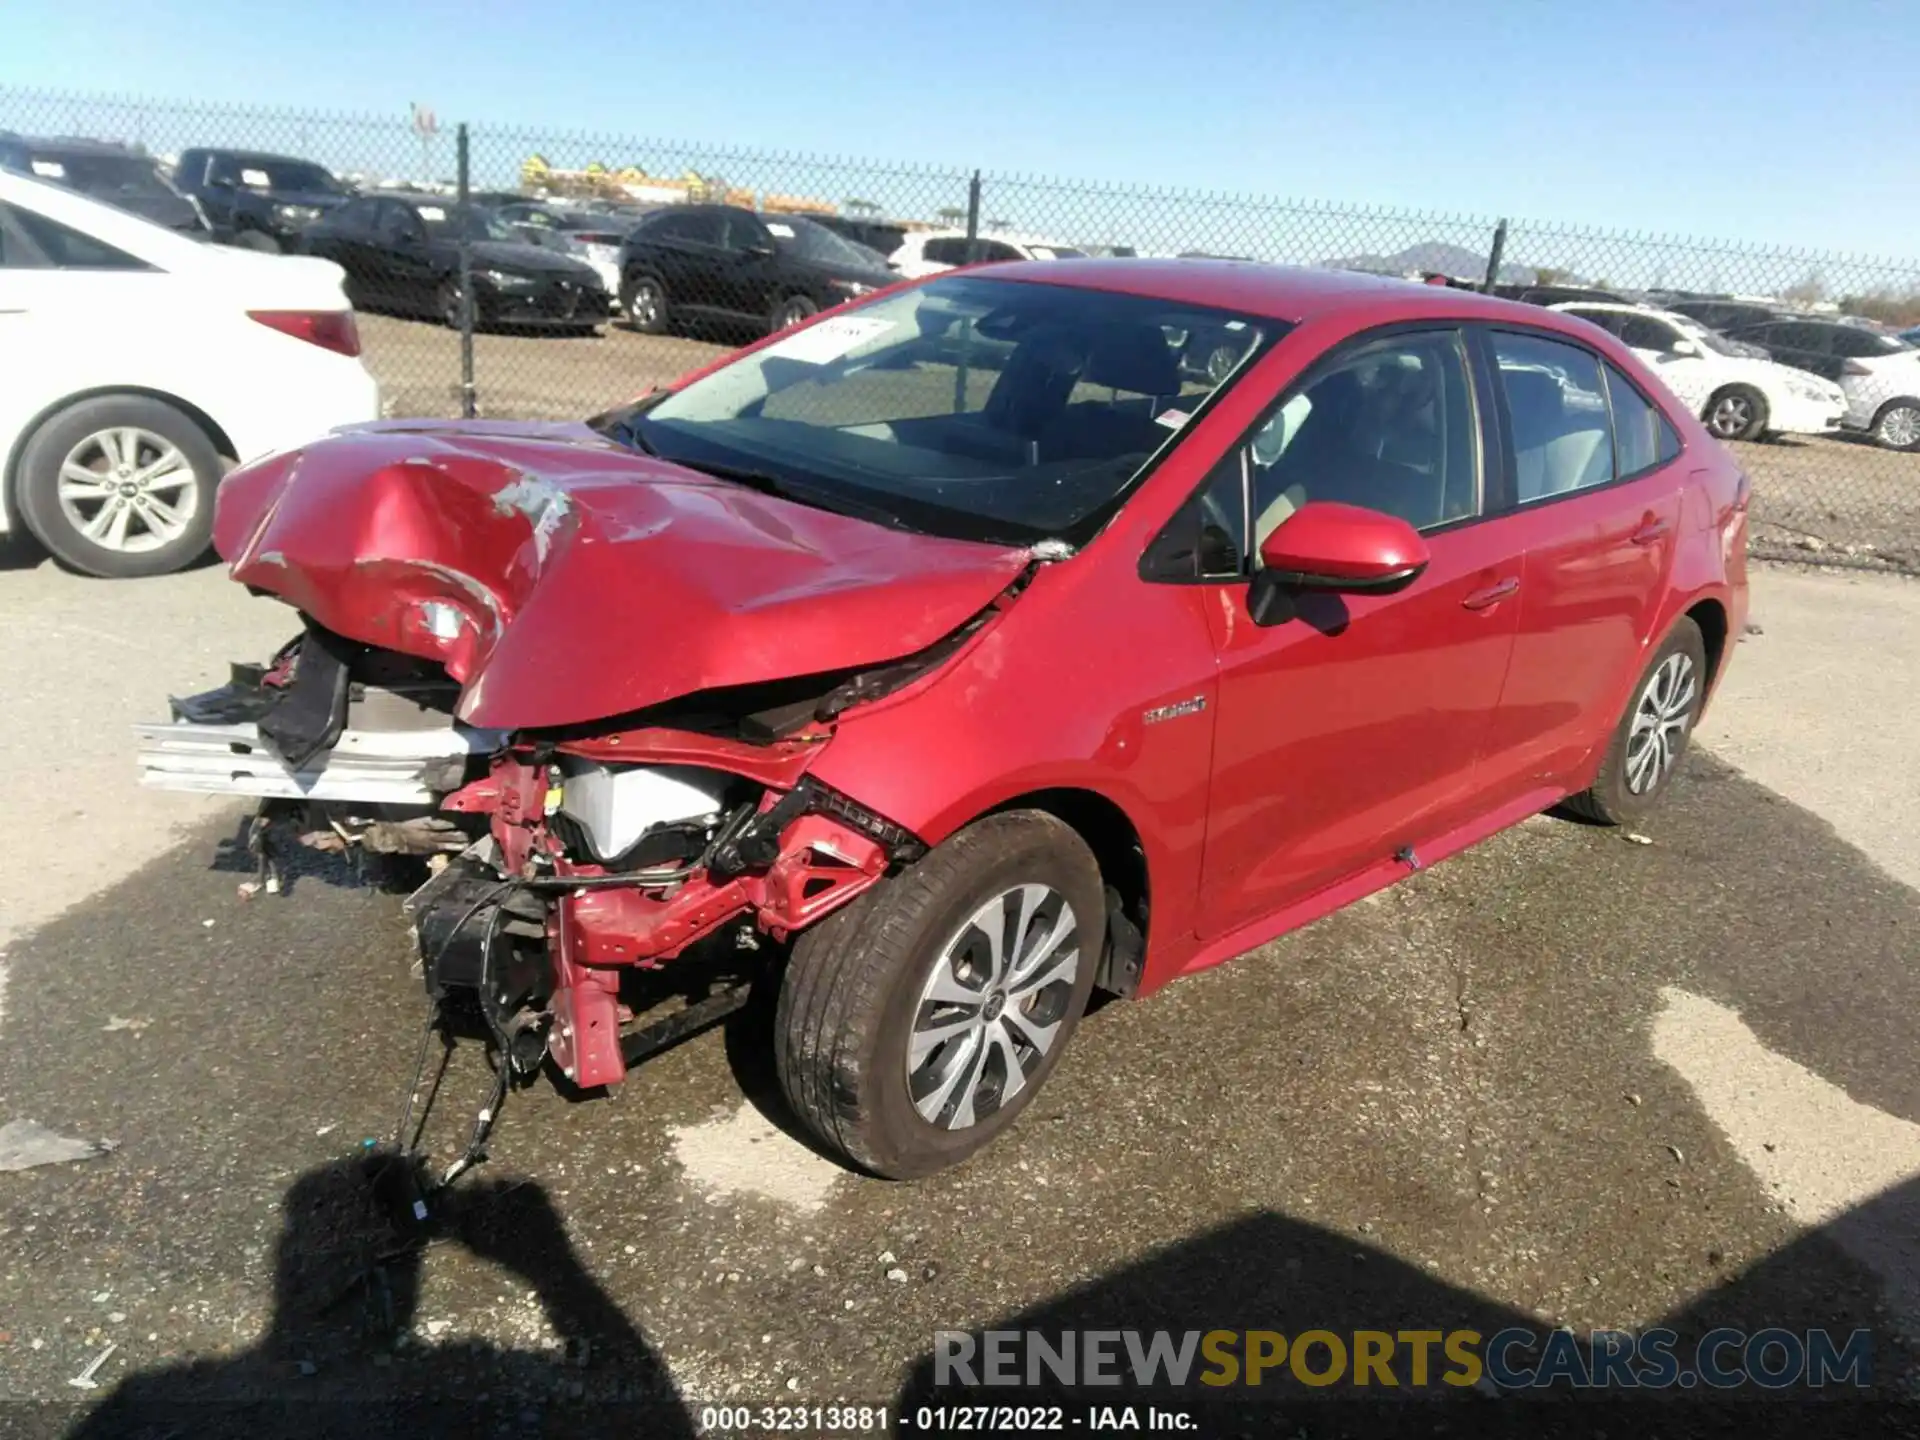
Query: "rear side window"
1604 364 1681 477
922 237 971 265
5 207 149 270
1491 332 1614 502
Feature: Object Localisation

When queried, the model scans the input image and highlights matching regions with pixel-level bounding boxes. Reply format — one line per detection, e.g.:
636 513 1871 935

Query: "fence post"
456 123 476 420
964 170 982 263
1482 218 1508 294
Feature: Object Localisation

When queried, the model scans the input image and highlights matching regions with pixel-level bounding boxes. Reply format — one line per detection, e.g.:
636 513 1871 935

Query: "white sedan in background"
888 229 1089 279
1552 302 1844 442
0 170 379 577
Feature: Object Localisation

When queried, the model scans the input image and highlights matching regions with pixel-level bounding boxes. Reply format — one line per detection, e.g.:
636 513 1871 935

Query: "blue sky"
4 0 1914 273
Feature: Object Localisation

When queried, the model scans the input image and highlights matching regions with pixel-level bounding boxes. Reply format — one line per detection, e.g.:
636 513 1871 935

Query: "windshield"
603 274 1279 547
29 150 173 200
765 216 877 269
416 204 517 242
233 158 343 194
1668 317 1744 357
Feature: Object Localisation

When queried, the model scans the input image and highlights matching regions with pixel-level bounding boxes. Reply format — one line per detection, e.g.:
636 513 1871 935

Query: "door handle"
1462 578 1520 610
1630 516 1671 546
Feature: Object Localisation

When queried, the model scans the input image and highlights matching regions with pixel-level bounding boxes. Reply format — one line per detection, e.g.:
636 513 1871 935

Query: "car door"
1751 321 1837 381
1475 328 1686 793
720 210 784 321
1191 326 1529 937
1624 313 1715 413
378 200 441 315
308 198 382 305
643 209 729 318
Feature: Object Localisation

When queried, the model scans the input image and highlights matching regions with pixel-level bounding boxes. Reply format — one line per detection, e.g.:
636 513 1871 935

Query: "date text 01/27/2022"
697 1404 1198 1432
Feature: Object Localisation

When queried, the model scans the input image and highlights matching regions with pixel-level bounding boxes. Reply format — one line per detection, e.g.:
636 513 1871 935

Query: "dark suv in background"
0 132 205 233
172 148 351 252
618 204 896 336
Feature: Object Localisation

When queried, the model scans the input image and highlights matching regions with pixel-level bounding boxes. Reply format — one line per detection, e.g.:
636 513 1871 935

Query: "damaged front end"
140 618 938 1091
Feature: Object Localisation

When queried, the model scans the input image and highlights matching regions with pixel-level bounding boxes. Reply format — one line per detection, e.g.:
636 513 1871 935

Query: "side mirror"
742 241 776 259
1670 338 1700 358
1249 502 1429 625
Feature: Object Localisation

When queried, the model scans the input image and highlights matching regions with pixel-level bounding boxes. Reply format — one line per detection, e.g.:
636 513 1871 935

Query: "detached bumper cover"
134 717 505 804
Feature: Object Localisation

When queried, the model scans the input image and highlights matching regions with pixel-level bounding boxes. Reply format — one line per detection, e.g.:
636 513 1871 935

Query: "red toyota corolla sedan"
141 261 1748 1178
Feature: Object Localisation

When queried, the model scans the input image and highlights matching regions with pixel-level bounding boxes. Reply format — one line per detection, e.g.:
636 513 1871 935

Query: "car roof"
971 257 1609 329
180 147 316 164
1 133 148 157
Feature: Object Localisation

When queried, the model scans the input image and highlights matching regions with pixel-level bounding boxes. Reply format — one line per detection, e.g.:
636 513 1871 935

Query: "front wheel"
14 395 221 578
770 294 818 332
1703 385 1768 442
622 275 670 334
1871 400 1920 451
438 278 472 331
1563 616 1708 825
774 811 1104 1178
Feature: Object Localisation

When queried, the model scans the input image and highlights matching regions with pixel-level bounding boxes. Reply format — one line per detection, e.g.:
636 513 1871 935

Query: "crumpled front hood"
214 421 1031 731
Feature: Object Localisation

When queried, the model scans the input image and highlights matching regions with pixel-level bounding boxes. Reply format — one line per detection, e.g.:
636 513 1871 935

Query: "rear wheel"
438 278 471 331
1564 617 1707 825
15 395 220 578
774 811 1103 1178
1703 385 1767 442
1871 400 1920 451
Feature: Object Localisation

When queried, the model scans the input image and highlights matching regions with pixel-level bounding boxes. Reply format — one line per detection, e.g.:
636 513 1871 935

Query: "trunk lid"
214 420 1031 731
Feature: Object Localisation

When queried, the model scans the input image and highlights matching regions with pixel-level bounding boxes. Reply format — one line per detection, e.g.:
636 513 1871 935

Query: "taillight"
248 309 361 358
1843 359 1873 376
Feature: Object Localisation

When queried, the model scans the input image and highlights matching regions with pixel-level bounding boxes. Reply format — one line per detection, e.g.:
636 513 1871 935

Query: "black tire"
14 395 221 578
1870 399 1920 452
438 278 470 331
622 273 670 335
1703 384 1768 442
774 810 1104 1179
231 229 280 254
770 294 818 332
1564 616 1708 826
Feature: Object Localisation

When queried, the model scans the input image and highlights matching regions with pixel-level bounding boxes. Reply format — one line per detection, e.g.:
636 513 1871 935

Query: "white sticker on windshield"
30 160 66 179
1155 408 1190 429
760 314 895 365
1224 320 1247 331
417 205 446 221
765 222 795 238
241 168 272 187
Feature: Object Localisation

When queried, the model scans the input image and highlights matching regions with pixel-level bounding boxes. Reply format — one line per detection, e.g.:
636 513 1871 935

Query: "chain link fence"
5 86 1918 572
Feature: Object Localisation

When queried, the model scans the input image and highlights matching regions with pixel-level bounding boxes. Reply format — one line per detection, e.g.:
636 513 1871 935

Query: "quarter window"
4 207 148 269
1604 363 1681 478
1491 332 1614 502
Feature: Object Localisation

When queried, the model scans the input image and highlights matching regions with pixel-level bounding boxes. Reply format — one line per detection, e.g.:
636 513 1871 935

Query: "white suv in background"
0 170 379 577
1553 302 1844 442
888 229 1088 278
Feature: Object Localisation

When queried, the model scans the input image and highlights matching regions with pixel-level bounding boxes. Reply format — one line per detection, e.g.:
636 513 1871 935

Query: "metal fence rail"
5 85 1918 573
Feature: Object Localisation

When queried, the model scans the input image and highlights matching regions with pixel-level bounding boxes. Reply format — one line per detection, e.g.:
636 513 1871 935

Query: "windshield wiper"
680 459 912 531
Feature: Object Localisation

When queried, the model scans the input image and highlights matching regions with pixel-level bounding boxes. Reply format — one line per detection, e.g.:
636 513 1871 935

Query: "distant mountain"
1321 241 1534 284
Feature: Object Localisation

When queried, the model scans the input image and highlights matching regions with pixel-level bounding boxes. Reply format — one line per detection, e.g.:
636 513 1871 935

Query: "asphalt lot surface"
357 311 1920 571
0 536 1916 1435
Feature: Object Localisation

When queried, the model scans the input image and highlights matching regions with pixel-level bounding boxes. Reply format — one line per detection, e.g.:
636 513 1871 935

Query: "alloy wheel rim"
632 284 659 325
1625 652 1698 795
56 427 198 553
906 884 1080 1131
1709 395 1751 436
1882 406 1920 448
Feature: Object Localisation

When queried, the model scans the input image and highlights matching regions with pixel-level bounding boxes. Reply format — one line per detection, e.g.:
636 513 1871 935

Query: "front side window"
1619 315 1684 352
764 216 872 267
922 237 969 265
1244 331 1480 544
1492 332 1614 502
604 274 1279 547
